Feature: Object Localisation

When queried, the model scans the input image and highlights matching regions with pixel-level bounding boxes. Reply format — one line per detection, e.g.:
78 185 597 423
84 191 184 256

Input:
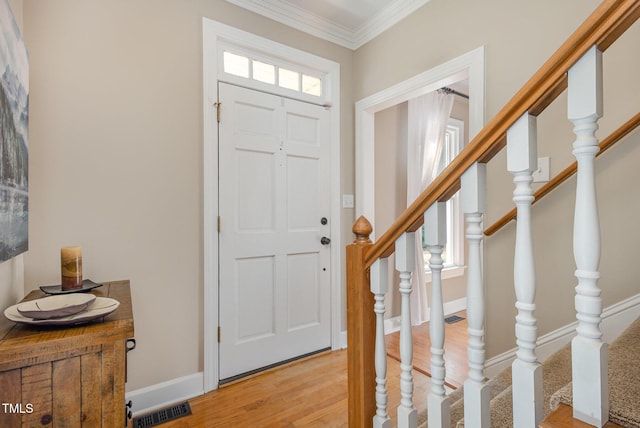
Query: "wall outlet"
532 156 550 183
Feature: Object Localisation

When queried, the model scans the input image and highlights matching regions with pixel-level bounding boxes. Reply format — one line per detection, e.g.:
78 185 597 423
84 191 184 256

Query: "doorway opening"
354 46 485 333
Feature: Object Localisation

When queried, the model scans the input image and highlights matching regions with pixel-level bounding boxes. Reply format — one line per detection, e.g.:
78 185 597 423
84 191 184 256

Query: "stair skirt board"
485 293 640 379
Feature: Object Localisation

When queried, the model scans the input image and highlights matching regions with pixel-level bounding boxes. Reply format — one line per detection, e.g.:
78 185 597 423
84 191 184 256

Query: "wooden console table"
0 280 135 427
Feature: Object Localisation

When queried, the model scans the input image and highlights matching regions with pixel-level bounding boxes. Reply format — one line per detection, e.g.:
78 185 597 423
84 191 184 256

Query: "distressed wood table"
0 280 135 427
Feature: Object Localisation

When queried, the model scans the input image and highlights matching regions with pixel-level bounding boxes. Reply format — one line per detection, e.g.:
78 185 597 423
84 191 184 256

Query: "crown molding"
225 0 431 50
352 0 431 49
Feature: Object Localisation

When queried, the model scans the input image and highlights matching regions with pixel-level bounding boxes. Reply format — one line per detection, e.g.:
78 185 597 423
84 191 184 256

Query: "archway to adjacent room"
354 46 484 336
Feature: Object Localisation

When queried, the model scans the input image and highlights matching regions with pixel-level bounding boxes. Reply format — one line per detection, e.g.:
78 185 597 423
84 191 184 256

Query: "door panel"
218 83 331 380
236 256 275 342
287 252 321 331
236 150 276 232
288 155 319 230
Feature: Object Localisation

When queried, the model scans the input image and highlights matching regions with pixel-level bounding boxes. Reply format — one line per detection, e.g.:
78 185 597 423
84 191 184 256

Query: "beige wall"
21 0 353 391
356 0 640 357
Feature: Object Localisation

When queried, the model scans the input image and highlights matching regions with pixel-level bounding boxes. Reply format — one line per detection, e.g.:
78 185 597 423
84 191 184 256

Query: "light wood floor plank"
386 310 469 389
158 314 469 427
158 350 433 427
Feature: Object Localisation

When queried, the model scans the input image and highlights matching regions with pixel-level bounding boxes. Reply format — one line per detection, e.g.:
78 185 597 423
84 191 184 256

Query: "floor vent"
444 315 465 324
132 401 191 428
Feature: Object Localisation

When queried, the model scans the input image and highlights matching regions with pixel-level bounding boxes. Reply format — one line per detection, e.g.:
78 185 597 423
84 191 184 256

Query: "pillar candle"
61 246 83 290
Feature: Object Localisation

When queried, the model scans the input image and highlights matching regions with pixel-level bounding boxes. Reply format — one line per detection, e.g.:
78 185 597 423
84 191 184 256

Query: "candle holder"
61 246 83 291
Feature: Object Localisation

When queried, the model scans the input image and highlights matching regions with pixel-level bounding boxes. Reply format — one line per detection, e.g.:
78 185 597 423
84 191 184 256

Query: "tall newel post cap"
352 216 373 243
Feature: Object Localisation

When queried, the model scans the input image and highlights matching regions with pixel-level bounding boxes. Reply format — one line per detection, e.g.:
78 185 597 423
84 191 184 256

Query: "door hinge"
217 216 221 233
214 102 221 123
217 326 221 343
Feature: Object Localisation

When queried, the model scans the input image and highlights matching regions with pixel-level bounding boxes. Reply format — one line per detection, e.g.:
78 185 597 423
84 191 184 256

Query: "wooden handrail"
485 112 640 236
362 0 640 268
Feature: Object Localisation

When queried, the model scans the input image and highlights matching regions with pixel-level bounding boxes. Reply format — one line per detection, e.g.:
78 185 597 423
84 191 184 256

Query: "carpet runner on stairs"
550 316 640 427
416 316 640 427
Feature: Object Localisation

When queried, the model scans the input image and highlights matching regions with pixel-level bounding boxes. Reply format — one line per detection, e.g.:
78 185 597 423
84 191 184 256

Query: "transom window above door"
221 47 324 100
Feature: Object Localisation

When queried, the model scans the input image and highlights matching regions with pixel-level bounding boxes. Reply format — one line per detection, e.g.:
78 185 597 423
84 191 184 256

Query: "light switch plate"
342 194 354 209
533 157 550 183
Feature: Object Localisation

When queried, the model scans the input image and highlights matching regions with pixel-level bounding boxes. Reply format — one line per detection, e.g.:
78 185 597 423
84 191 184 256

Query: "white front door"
218 82 332 381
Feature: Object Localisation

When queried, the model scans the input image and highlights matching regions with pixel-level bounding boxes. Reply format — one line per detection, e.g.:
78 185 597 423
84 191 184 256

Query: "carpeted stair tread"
455 342 573 427
416 387 463 428
550 317 640 427
416 316 639 427
419 342 573 427
417 358 515 427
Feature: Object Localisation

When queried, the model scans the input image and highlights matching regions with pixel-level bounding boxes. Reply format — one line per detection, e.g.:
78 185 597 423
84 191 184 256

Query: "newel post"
347 216 375 428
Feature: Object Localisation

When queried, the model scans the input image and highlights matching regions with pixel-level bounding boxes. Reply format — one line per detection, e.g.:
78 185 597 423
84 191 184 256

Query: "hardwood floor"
386 310 469 389
156 313 469 427
157 350 432 427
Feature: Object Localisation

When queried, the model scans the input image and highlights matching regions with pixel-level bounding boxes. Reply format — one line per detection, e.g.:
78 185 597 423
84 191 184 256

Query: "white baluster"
568 45 608 427
396 232 417 428
461 163 490 428
424 203 450 428
507 113 543 428
371 258 391 428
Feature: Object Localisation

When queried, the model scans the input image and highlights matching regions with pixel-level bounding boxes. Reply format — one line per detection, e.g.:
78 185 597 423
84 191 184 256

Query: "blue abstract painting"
0 0 28 263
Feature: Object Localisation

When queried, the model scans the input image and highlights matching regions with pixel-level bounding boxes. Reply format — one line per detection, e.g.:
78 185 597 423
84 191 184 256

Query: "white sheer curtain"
407 90 454 326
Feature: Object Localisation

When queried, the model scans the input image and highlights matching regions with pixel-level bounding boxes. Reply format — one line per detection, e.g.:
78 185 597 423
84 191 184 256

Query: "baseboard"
485 293 640 378
126 372 204 417
444 297 468 319
384 297 468 334
384 315 402 334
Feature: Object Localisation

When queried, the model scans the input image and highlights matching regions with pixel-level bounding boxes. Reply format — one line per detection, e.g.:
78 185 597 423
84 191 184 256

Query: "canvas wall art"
0 0 29 263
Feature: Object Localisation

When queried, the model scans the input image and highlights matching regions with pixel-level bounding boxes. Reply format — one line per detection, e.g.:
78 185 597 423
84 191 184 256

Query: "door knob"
321 236 331 245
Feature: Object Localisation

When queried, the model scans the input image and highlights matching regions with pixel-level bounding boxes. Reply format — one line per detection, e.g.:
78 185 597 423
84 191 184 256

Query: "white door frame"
202 18 341 392
355 46 485 236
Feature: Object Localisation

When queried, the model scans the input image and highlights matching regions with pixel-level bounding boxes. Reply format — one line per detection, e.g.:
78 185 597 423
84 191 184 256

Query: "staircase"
346 1 640 427
413 315 640 427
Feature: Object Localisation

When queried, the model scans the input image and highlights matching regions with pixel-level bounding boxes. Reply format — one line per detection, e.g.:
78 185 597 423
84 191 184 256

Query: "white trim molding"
224 0 431 50
203 18 342 392
354 0 431 50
